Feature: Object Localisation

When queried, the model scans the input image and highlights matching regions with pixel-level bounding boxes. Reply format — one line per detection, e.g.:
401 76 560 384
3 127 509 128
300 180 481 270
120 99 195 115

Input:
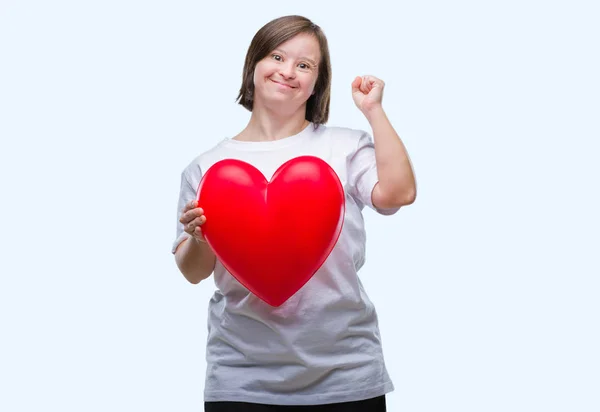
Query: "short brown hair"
236 15 332 125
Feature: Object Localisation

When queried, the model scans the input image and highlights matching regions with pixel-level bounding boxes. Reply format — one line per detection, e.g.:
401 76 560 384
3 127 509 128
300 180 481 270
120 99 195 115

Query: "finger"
182 199 196 213
185 215 205 234
188 199 199 212
351 76 362 92
360 76 371 94
180 200 195 216
185 221 195 235
183 216 204 234
180 207 204 224
369 76 384 90
190 215 206 227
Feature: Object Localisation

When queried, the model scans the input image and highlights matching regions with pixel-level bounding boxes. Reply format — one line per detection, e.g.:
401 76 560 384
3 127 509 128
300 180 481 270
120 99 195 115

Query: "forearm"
366 106 417 207
175 237 216 284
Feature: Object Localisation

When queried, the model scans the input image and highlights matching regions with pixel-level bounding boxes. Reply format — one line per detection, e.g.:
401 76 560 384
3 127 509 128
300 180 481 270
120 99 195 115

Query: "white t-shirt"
172 122 399 405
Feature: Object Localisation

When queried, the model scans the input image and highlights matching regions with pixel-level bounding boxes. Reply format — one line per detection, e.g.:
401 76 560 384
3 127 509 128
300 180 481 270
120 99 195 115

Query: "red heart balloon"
196 156 345 307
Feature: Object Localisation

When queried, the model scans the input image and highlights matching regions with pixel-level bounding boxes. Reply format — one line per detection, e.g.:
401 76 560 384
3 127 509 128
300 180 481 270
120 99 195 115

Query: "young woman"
173 15 416 412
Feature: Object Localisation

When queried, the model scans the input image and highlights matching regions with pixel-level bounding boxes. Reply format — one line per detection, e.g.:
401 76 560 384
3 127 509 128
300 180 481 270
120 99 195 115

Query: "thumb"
351 76 362 93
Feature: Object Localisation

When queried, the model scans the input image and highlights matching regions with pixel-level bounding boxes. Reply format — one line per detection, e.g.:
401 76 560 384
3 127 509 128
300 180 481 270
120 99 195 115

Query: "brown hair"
236 15 332 125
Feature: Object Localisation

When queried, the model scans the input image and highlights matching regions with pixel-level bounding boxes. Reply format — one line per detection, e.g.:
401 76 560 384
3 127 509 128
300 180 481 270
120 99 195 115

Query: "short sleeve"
171 169 201 254
348 131 400 216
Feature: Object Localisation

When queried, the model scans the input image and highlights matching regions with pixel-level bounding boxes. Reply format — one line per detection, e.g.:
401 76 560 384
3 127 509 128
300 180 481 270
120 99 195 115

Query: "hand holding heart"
179 200 207 243
352 75 385 115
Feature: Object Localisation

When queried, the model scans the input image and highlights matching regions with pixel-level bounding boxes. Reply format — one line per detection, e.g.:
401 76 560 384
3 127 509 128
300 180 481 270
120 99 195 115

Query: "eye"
271 54 282 61
298 62 311 70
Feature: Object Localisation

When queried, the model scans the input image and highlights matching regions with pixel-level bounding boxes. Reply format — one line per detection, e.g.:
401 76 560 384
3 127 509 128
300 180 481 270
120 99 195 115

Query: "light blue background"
1 1 598 411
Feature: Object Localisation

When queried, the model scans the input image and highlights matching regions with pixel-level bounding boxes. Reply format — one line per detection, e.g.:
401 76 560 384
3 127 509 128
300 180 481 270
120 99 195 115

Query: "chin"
262 98 304 115
254 88 309 109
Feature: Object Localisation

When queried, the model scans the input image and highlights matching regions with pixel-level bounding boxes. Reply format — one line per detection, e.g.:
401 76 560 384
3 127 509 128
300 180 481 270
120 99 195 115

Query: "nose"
278 62 296 79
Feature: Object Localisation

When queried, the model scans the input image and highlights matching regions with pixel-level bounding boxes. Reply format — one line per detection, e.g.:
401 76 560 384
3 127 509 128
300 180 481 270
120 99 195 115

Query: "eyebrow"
274 49 318 66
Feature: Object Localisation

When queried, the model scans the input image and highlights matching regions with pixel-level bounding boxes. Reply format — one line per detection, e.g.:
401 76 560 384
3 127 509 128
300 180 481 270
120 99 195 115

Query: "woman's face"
252 33 321 111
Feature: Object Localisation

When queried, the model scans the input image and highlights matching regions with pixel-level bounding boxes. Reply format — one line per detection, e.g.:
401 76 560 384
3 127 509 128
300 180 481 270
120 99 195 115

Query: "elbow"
395 178 417 207
180 265 212 285
174 254 212 285
373 183 417 209
186 275 204 285
402 187 417 206
389 188 416 208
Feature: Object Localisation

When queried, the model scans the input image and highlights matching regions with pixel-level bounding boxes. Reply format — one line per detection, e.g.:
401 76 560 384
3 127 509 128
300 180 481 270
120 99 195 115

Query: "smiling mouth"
270 79 295 89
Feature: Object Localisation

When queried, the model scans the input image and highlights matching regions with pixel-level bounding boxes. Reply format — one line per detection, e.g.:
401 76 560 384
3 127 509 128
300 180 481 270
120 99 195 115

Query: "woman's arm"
366 106 416 208
175 200 216 284
352 75 417 209
175 236 216 284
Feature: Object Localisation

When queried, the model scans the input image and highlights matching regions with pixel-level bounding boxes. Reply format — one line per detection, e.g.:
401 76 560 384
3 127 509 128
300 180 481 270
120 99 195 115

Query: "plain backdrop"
1 0 598 411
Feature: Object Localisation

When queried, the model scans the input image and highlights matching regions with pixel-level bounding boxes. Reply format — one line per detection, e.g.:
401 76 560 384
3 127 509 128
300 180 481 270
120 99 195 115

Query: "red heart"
197 156 345 307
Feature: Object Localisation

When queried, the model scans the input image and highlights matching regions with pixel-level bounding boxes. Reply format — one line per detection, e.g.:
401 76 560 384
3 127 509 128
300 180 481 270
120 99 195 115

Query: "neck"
235 104 309 142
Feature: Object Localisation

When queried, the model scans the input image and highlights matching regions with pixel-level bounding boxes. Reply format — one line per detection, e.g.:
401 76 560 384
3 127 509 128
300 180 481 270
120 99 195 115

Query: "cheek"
253 63 266 81
252 66 262 86
253 64 277 87
304 74 319 94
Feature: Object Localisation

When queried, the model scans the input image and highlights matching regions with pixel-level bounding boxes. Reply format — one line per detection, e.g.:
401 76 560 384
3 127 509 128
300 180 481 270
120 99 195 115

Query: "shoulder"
314 124 370 152
179 139 230 183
